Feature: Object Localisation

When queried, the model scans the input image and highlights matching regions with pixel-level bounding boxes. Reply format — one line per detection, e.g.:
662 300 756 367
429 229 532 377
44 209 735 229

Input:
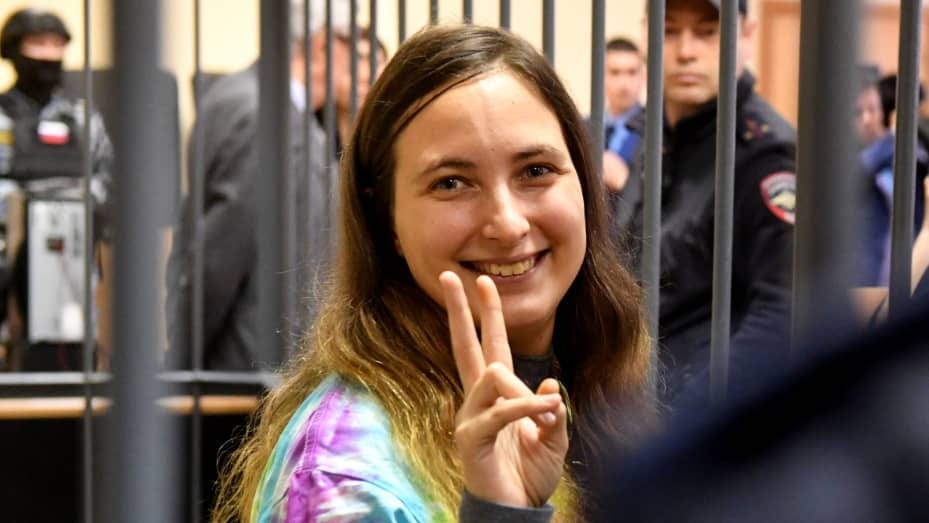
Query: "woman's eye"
432 177 464 191
526 165 553 178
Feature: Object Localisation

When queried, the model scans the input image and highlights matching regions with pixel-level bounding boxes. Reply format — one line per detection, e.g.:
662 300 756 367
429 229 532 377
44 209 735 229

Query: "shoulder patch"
759 172 796 224
740 117 770 142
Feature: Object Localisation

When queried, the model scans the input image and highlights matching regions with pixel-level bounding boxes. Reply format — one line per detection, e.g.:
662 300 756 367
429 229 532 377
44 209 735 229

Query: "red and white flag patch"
37 120 70 145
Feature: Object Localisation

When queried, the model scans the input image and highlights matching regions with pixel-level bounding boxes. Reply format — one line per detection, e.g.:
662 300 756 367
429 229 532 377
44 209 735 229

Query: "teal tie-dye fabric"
251 375 440 522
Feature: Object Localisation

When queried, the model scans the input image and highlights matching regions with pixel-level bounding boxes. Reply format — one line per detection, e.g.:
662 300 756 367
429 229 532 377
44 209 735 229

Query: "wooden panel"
0 394 258 419
0 397 111 420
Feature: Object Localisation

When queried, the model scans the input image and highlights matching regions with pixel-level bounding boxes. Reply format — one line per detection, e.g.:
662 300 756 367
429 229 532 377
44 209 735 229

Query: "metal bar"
80 0 94 520
399 0 406 42
590 0 605 156
542 0 555 63
792 0 859 347
0 371 110 386
642 0 665 392
463 0 473 23
297 0 315 360
158 370 281 387
370 0 379 82
350 0 359 121
323 0 338 166
889 0 924 316
282 6 299 358
499 0 511 30
106 1 174 521
430 0 439 25
189 1 205 520
0 370 279 388
709 0 738 405
300 0 315 352
256 0 288 372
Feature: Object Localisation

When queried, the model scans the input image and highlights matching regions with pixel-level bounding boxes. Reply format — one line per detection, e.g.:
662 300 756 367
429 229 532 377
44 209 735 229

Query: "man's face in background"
299 31 350 112
662 0 753 122
856 85 887 146
19 32 67 61
335 39 387 114
604 49 643 116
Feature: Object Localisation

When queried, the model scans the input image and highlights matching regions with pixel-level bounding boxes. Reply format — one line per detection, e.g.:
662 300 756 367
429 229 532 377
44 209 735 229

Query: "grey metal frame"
542 0 555 64
499 0 511 31
105 1 175 521
642 0 665 393
5 0 923 518
889 0 924 317
189 1 206 520
80 1 95 520
709 0 739 405
792 0 860 346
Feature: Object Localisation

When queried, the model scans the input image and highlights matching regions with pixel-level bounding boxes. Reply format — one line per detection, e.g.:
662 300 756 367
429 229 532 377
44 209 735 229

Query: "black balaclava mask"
11 52 63 105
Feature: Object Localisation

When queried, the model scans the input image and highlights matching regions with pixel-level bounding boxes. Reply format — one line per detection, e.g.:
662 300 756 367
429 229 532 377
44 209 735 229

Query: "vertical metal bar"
642 0 665 392
463 0 473 23
430 0 439 25
189 1 205 518
81 0 94 521
792 0 859 346
590 0 605 155
281 5 298 357
349 0 359 121
709 0 738 405
370 0 379 81
399 0 407 42
889 0 923 316
325 0 337 162
542 0 555 64
499 0 511 30
256 0 288 371
106 1 173 521
301 0 315 342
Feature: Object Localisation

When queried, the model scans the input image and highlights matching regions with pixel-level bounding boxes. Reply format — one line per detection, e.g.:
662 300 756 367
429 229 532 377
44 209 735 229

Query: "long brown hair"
213 24 655 522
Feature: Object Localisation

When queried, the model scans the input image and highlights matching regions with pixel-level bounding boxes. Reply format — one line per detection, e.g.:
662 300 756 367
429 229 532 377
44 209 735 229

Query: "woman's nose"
481 189 530 244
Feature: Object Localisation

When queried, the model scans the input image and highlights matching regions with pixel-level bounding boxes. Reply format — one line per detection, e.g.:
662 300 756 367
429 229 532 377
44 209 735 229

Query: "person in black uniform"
616 0 796 407
0 9 113 370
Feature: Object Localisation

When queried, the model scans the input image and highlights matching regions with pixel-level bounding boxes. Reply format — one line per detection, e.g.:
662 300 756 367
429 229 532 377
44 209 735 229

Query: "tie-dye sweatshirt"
251 374 440 522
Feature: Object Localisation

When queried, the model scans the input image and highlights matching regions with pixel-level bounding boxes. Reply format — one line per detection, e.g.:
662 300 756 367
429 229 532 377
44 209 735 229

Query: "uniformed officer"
0 8 113 370
616 0 796 406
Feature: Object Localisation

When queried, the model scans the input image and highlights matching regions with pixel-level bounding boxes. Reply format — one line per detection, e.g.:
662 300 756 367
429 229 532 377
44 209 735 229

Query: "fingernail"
539 412 556 426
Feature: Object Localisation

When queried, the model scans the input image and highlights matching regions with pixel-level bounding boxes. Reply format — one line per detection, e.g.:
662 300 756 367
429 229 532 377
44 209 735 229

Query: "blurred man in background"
167 0 351 370
601 36 644 192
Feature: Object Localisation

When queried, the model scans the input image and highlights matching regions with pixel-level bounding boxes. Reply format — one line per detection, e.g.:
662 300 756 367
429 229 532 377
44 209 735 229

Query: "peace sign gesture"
439 271 569 508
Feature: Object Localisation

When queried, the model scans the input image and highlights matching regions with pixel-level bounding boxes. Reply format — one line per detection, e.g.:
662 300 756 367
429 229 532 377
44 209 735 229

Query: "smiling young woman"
213 24 656 523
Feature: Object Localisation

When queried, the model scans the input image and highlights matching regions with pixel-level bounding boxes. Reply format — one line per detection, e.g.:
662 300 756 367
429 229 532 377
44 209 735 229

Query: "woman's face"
392 70 586 355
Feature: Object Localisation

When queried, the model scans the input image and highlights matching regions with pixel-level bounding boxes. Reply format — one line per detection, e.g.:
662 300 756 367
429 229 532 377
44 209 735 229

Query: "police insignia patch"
760 172 796 224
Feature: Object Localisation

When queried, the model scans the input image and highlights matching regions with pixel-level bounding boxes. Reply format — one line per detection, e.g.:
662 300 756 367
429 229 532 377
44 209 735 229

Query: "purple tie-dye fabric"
251 375 440 522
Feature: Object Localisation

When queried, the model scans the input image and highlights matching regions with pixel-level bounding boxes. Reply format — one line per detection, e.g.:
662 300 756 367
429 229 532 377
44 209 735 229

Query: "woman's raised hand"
439 271 568 508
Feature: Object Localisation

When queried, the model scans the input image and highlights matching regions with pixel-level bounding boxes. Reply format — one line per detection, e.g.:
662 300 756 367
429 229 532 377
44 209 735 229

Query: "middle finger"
476 275 513 372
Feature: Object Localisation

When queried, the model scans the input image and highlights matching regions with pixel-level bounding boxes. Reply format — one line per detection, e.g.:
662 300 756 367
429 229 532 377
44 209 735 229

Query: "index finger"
476 275 513 372
439 271 484 394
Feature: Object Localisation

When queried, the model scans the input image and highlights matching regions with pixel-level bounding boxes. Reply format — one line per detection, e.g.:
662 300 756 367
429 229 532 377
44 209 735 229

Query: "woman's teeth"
474 257 536 277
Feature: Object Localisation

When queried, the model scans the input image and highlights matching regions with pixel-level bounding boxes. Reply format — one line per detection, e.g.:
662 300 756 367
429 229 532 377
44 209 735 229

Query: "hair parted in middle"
214 23 655 522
